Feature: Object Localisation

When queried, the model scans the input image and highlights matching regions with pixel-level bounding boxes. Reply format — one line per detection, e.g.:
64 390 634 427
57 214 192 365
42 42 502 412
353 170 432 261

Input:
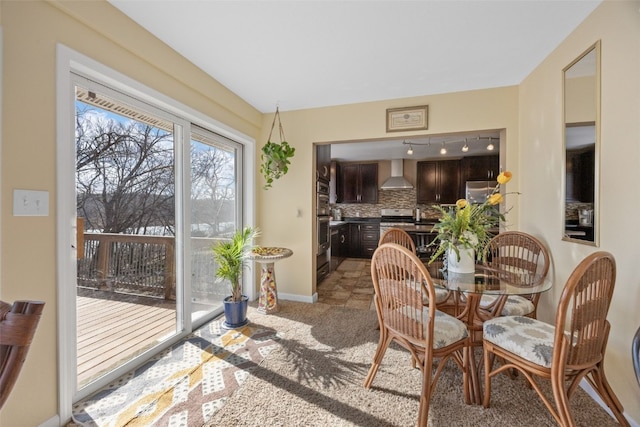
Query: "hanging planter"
260 107 295 189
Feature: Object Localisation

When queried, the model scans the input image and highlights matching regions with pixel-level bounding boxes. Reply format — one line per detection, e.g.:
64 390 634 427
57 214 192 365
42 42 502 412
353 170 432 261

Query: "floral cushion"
479 294 535 316
483 316 555 367
393 306 468 349
424 286 451 306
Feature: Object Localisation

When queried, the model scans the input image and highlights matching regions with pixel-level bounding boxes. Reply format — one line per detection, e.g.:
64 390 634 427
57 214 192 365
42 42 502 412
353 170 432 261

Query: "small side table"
249 247 293 314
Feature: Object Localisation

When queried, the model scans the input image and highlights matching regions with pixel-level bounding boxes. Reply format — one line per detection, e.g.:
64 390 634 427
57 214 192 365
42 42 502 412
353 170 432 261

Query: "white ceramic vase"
447 246 475 273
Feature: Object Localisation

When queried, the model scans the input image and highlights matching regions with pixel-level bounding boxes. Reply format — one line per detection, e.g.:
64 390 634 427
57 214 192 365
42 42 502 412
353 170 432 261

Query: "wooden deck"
77 290 177 387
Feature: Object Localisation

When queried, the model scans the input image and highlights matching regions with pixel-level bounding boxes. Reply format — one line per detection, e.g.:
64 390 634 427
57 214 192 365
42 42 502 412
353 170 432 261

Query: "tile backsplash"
331 189 442 219
566 202 594 221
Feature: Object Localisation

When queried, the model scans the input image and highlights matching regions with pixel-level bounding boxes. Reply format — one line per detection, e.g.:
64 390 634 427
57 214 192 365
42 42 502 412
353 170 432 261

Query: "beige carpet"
206 300 620 427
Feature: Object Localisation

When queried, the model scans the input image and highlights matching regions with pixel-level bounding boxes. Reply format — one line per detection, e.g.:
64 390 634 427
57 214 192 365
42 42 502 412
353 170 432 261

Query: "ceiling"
108 0 601 161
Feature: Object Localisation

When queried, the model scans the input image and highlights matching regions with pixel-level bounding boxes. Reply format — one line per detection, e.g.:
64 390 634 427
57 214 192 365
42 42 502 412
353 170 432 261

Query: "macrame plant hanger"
267 106 286 144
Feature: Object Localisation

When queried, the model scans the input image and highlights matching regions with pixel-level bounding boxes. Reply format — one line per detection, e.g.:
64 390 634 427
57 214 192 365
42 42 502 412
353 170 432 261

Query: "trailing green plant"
260 106 295 189
211 226 259 302
261 140 295 189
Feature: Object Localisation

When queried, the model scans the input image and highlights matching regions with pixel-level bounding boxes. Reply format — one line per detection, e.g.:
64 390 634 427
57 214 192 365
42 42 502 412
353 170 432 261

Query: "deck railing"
77 233 176 300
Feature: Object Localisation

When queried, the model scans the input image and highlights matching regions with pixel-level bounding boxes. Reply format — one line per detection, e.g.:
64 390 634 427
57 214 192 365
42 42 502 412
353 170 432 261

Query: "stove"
380 208 416 233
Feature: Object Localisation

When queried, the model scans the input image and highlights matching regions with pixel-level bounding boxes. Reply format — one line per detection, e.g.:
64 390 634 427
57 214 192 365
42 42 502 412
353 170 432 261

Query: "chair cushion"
479 294 535 316
423 286 451 305
433 310 468 349
483 316 555 368
394 306 468 349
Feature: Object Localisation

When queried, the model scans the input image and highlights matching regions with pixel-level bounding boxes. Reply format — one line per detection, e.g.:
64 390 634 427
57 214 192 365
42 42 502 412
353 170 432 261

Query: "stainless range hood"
380 159 413 190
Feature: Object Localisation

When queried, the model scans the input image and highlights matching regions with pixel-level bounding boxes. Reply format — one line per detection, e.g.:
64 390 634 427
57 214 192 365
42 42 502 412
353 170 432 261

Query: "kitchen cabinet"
316 144 331 182
329 161 340 204
461 155 499 181
340 163 378 203
566 147 594 203
416 160 461 204
348 222 379 258
330 223 349 270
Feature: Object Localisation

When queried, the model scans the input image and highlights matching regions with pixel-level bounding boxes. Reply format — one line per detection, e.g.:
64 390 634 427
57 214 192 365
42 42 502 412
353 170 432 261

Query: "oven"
316 180 330 216
380 208 438 260
316 180 331 282
379 208 416 234
317 215 330 255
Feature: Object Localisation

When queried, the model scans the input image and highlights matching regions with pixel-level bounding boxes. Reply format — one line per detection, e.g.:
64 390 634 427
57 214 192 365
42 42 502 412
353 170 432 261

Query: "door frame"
56 44 256 422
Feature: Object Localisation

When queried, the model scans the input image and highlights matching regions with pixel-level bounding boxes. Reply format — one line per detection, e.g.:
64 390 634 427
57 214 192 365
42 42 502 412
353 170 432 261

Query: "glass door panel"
189 128 241 322
74 85 178 388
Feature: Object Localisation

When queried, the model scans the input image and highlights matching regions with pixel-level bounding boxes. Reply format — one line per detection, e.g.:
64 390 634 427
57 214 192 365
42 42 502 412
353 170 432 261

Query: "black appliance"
316 180 330 282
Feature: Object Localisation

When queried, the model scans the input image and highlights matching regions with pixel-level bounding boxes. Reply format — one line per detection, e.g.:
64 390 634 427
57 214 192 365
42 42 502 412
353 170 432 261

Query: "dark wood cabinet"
416 160 461 204
348 222 379 258
329 161 340 204
566 147 594 203
330 224 349 270
316 144 331 182
340 163 378 203
461 155 499 181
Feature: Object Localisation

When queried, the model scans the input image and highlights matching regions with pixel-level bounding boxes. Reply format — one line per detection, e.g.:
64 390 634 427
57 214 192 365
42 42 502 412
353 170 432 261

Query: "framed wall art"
386 105 429 132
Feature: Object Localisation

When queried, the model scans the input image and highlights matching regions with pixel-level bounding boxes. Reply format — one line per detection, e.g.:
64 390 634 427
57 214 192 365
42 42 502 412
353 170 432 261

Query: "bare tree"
190 142 236 237
76 104 175 235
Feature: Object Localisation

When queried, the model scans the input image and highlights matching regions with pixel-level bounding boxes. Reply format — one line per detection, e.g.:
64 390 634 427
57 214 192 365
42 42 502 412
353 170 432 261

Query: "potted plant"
212 226 259 329
428 171 514 272
260 140 295 189
260 106 295 189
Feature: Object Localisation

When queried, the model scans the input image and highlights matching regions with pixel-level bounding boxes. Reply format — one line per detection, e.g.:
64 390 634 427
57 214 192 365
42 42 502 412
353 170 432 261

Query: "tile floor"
316 258 375 310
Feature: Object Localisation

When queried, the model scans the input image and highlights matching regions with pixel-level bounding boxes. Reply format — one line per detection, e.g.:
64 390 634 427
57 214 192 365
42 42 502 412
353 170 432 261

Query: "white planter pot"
447 246 475 274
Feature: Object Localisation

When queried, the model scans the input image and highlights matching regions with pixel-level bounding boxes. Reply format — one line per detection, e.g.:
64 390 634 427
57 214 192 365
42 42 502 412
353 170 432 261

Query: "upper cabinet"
340 162 378 203
461 155 499 181
416 160 460 204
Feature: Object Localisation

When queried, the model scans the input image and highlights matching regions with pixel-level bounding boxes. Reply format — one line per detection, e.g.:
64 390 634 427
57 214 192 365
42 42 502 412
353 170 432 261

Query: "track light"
407 144 414 155
487 137 495 151
440 142 447 155
461 138 469 152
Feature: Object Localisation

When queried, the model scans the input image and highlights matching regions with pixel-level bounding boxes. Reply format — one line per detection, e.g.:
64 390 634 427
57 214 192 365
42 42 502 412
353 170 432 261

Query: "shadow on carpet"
205 300 621 427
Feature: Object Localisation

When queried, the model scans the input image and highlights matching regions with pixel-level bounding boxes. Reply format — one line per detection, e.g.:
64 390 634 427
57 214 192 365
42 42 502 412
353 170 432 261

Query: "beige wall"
256 86 519 298
2 0 638 425
0 1 260 425
518 0 640 422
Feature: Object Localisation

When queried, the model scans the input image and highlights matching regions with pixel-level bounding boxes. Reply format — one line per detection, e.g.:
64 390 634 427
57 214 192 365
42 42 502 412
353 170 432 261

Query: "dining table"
424 261 553 405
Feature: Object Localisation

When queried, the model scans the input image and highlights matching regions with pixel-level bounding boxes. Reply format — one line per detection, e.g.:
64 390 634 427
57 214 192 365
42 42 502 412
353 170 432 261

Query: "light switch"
13 189 50 216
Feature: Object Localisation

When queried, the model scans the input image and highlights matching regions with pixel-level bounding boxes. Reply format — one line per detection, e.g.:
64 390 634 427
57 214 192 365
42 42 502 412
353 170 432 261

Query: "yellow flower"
456 199 468 209
497 171 512 185
488 193 503 205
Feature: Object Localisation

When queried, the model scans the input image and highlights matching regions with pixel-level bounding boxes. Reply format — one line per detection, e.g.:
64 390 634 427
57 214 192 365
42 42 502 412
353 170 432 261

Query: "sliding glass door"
71 74 243 395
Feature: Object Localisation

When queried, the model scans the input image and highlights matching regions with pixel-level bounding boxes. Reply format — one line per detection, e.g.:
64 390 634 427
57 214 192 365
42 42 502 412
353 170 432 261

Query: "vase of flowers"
446 245 476 273
428 171 514 271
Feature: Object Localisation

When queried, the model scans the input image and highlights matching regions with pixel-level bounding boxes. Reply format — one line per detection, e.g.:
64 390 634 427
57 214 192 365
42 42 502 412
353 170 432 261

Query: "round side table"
249 247 293 314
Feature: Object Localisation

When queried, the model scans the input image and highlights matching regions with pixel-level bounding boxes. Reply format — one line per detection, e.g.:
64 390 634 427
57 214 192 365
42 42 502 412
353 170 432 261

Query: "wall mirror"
562 40 600 245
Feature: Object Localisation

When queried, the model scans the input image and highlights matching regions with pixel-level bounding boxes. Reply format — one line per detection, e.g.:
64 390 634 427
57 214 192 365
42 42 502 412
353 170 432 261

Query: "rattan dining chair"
364 243 469 426
482 251 629 427
379 228 452 309
479 231 550 318
0 299 45 409
379 227 416 252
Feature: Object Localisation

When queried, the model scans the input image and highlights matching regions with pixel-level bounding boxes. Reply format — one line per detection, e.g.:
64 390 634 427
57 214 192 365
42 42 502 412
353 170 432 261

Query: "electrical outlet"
13 189 50 216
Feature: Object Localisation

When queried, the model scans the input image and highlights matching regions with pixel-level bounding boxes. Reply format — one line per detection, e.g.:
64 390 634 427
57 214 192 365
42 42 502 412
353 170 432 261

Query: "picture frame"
386 105 429 132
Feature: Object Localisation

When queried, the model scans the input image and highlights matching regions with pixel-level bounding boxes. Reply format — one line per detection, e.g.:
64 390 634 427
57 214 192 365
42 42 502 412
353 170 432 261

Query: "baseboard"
580 379 639 427
278 292 317 304
38 415 60 427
